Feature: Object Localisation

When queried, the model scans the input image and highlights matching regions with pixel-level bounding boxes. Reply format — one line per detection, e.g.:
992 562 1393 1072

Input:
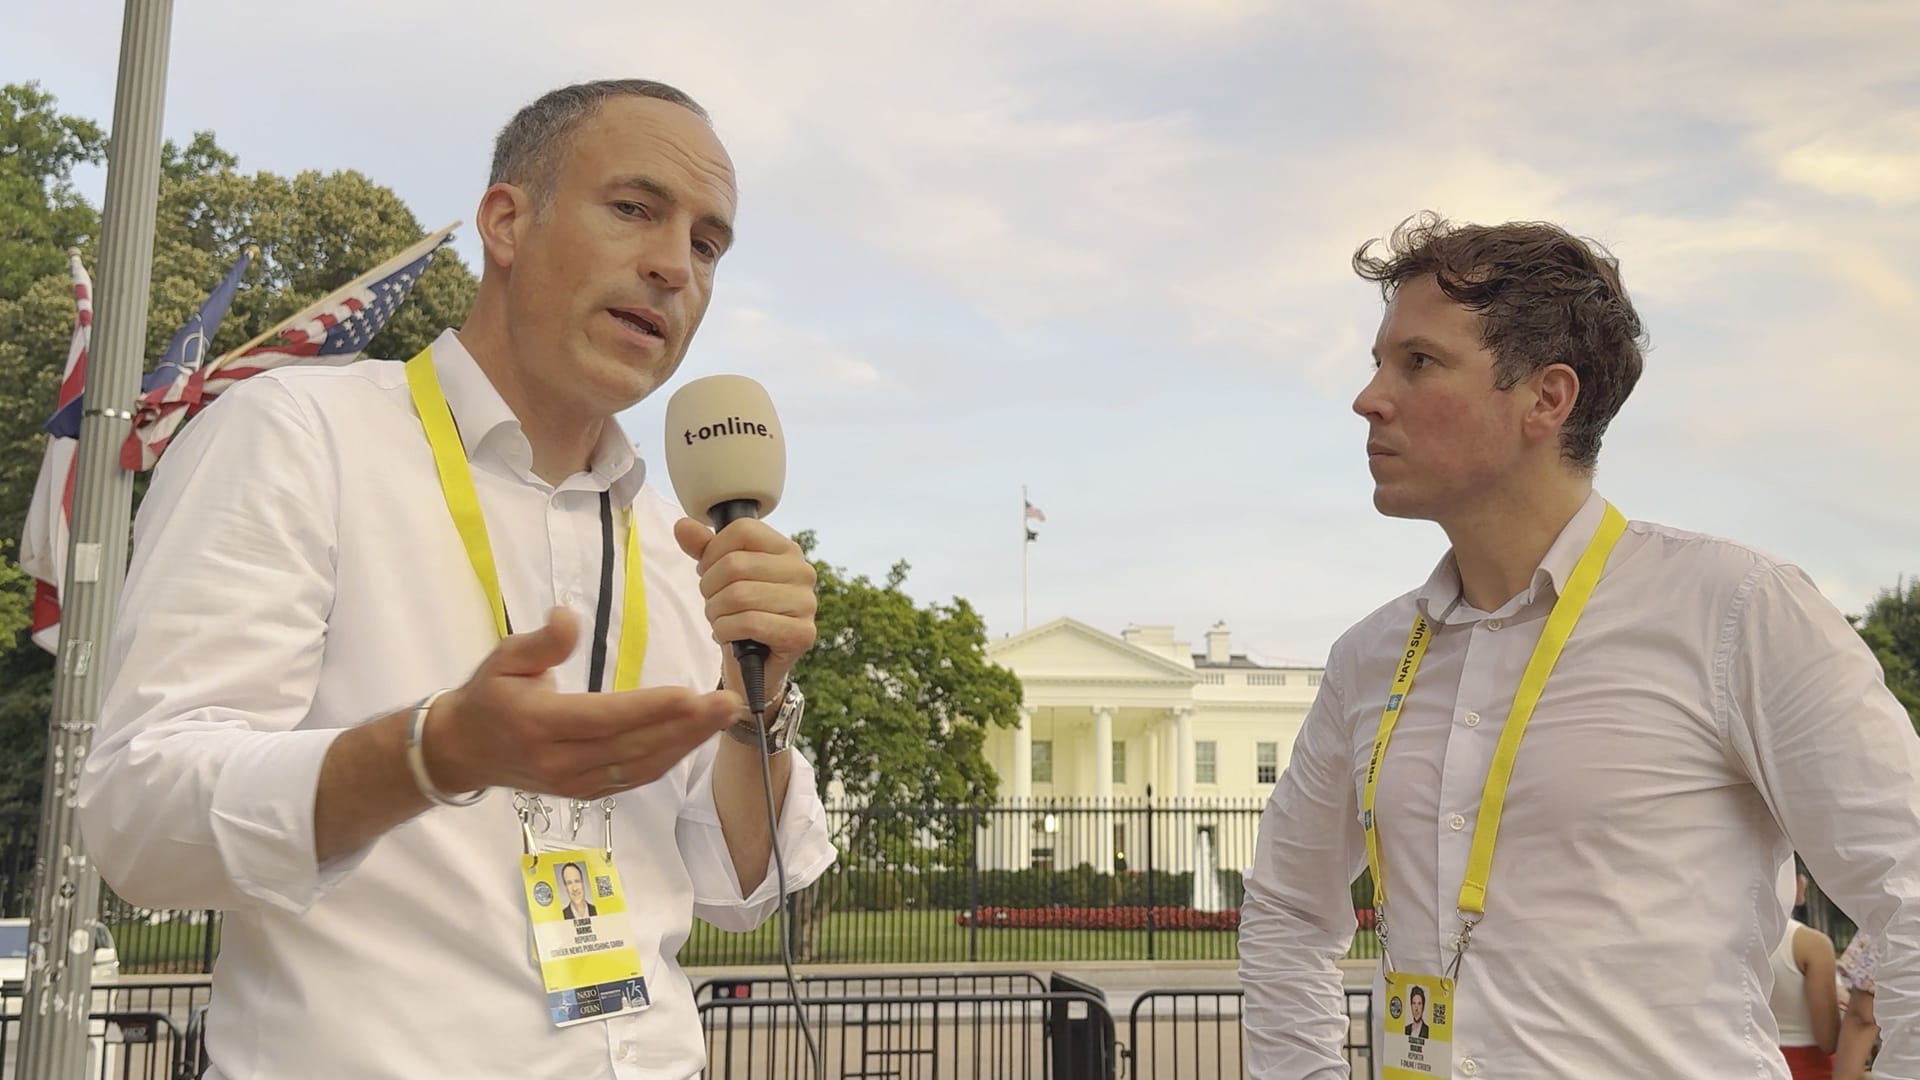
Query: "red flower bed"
954 906 1241 931
953 906 1380 932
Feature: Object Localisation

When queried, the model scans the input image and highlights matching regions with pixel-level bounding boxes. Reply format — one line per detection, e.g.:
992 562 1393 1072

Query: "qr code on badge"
596 875 614 898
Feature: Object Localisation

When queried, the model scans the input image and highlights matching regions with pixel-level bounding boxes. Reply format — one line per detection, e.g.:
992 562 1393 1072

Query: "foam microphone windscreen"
662 374 786 523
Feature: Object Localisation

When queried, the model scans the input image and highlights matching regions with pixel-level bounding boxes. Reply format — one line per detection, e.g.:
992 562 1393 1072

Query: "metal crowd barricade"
695 969 1048 1004
1122 987 1375 1080
699 990 1117 1079
3 978 215 1080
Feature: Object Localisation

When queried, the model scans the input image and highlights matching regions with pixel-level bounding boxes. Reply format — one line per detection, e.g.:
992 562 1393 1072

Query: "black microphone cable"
743 669 822 1078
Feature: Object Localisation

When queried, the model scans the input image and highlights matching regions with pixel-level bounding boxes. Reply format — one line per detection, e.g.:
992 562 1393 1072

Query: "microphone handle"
707 499 773 717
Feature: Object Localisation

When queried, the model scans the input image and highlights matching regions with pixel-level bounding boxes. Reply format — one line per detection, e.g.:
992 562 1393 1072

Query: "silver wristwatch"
724 681 805 753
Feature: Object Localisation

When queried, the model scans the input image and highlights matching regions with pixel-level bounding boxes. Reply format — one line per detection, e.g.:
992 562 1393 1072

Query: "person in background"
1774 864 1839 1079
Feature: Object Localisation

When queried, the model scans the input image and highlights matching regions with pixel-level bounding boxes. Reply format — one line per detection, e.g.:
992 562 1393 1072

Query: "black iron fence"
684 797 1382 968
5 798 1382 973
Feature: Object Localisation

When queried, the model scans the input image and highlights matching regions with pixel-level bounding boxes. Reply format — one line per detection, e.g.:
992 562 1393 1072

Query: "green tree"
0 82 105 299
786 531 1024 956
0 82 478 822
1854 576 1920 729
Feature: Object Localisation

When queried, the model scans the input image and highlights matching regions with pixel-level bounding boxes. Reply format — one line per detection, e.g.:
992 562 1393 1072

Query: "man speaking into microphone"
76 79 834 1079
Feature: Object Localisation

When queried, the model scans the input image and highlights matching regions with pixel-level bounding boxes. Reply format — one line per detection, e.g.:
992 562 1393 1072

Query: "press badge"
1382 970 1454 1078
519 848 651 1027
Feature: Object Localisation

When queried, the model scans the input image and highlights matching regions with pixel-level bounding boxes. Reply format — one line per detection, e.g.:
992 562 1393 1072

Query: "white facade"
979 618 1323 877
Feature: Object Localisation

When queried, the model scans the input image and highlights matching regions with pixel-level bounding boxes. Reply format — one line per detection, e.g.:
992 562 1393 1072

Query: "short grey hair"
489 79 710 205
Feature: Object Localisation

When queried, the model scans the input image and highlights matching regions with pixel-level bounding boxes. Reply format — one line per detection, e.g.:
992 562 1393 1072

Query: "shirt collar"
426 328 646 506
1415 489 1610 623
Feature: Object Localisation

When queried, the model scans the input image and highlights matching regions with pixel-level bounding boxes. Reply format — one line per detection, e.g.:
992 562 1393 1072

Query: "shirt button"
1461 1060 1478 1075
1485 618 1504 631
1449 814 1466 831
618 1039 637 1061
1464 712 1481 727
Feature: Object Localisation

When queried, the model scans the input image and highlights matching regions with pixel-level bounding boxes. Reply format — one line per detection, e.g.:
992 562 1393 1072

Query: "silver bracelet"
405 688 486 807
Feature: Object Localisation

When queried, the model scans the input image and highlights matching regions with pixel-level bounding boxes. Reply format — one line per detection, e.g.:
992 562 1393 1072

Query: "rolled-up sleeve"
77 377 351 915
1719 562 1920 1079
676 744 835 931
1239 660 1367 1079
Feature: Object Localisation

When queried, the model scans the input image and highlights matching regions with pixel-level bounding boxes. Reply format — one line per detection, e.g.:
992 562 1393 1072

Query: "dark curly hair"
1353 213 1647 472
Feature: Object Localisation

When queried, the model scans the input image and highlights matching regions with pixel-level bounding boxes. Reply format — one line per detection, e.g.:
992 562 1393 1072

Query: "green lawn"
109 910 1382 973
107 920 220 973
681 908 1382 967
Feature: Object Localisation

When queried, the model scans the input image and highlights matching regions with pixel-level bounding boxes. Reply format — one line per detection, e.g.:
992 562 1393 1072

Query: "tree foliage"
0 81 477 816
1854 576 1920 729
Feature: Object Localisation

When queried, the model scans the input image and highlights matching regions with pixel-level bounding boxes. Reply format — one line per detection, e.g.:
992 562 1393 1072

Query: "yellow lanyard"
1362 503 1627 965
404 346 648 692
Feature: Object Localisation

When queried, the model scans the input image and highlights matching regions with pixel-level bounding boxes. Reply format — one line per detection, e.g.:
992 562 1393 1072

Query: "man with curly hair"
1238 214 1920 1078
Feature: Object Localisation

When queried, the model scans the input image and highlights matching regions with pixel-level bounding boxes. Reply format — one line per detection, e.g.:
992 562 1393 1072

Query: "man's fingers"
488 607 579 678
674 518 714 562
536 686 741 744
548 691 742 795
689 518 800 574
695 550 816 599
704 579 817 623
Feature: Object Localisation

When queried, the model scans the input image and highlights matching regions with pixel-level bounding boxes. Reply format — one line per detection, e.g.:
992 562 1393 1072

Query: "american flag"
18 250 93 653
121 228 453 470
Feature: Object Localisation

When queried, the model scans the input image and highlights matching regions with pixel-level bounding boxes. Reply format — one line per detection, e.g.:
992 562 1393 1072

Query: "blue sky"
5 1 1916 662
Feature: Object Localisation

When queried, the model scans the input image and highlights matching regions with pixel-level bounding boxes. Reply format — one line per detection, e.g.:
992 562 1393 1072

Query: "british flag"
18 250 93 652
121 228 453 470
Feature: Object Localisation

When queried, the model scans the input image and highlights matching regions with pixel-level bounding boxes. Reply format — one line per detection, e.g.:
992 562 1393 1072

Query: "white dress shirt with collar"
78 329 835 1079
1240 491 1920 1079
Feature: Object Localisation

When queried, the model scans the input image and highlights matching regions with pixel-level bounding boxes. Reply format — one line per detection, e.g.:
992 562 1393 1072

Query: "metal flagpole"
18 0 176 1072
1022 485 1030 631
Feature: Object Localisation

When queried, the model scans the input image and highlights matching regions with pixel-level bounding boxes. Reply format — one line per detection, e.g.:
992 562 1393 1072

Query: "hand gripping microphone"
662 374 822 1075
662 374 786 719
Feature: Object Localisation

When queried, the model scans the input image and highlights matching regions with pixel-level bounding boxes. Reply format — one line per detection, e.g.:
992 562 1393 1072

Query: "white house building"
978 618 1324 879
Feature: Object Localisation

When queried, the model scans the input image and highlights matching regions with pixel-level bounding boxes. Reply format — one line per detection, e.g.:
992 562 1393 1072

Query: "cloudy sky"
5 2 1916 663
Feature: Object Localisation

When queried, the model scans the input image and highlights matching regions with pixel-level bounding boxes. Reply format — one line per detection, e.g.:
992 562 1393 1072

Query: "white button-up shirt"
78 330 835 1079
1240 491 1920 1078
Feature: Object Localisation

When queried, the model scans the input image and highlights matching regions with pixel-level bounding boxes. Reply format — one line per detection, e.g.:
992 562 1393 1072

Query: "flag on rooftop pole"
18 249 94 653
120 223 458 470
1022 486 1046 629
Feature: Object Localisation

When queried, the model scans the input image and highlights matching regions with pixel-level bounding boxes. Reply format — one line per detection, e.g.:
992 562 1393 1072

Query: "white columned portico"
1174 704 1195 801
1092 705 1116 873
1011 706 1034 871
1173 704 1196 873
1013 706 1034 801
1145 724 1161 799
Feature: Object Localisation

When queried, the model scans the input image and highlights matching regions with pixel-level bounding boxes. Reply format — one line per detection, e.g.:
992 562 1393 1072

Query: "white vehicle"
2 917 123 1076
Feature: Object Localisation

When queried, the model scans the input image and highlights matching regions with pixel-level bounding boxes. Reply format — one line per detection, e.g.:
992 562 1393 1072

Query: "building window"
1112 741 1127 784
1032 740 1053 783
1195 741 1217 785
1031 814 1057 870
1257 742 1279 784
1306 673 1322 687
